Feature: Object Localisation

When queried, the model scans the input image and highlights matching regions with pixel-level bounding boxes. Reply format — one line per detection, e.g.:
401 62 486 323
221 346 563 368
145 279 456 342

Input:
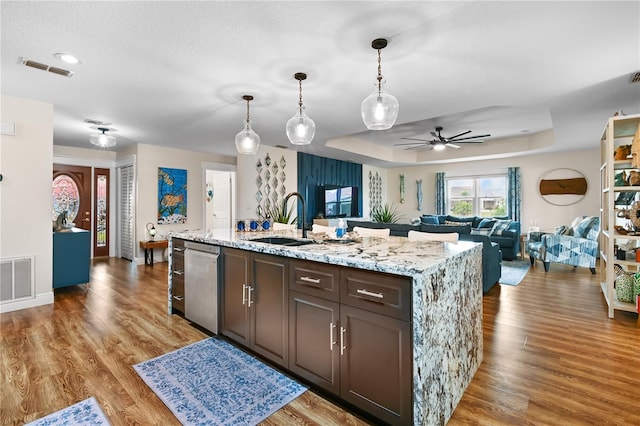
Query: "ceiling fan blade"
448 143 461 149
395 141 429 146
448 130 471 140
401 137 430 142
452 134 490 141
455 140 484 144
405 144 430 151
430 131 439 138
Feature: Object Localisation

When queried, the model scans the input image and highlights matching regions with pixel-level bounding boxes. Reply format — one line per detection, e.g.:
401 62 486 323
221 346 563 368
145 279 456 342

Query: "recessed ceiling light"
53 53 82 65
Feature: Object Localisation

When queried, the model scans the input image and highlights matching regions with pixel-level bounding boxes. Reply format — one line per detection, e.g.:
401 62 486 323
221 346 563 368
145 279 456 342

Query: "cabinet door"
221 248 251 346
289 291 340 395
339 305 412 426
251 253 289 366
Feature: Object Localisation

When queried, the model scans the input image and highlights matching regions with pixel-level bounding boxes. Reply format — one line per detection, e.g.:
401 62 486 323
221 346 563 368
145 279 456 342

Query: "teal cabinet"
53 228 90 288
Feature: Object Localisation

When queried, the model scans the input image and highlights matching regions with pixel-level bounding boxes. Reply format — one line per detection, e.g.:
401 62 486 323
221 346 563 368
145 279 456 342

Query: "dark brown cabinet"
288 262 412 426
170 238 185 314
221 248 289 367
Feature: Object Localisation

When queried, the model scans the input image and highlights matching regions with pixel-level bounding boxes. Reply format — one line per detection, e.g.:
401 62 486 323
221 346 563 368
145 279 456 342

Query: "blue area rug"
134 338 307 425
26 397 110 426
500 260 530 286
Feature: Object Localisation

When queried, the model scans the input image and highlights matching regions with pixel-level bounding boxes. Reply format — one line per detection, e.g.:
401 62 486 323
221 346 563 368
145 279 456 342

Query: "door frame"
201 162 236 235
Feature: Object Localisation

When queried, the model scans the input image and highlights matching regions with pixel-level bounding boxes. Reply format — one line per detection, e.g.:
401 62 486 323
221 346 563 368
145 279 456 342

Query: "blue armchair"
527 216 600 274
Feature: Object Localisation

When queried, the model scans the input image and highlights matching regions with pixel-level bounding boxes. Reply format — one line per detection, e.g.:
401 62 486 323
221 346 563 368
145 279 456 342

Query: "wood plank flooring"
1 258 639 425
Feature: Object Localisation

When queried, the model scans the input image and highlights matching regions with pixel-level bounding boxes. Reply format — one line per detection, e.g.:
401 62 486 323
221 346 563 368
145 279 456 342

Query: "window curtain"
435 172 445 215
507 167 521 223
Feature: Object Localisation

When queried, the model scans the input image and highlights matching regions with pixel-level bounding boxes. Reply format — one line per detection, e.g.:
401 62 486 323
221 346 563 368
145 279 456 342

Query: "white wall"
236 145 299 221
134 144 234 261
386 148 600 230
1 95 54 312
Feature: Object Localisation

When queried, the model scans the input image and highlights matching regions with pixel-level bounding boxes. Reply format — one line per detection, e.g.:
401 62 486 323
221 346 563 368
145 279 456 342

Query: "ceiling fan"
395 126 490 151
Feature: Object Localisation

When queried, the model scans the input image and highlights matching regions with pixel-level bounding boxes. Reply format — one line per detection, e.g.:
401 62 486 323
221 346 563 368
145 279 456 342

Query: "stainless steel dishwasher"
184 241 220 334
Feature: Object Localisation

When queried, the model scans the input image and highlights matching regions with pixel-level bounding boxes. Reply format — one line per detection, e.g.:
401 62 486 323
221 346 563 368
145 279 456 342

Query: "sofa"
347 220 502 293
420 215 521 260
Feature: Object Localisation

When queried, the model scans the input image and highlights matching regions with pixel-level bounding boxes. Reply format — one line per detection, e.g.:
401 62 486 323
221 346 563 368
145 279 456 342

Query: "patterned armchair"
527 216 600 274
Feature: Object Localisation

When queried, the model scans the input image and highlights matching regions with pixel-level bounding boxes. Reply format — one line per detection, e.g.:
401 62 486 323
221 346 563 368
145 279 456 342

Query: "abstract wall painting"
158 167 187 224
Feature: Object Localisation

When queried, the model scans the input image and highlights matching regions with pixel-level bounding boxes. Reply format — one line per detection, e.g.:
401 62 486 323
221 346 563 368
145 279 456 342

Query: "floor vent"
1 257 35 303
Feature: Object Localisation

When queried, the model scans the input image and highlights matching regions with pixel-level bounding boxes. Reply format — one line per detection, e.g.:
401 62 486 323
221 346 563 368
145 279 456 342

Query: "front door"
52 164 92 231
94 168 110 257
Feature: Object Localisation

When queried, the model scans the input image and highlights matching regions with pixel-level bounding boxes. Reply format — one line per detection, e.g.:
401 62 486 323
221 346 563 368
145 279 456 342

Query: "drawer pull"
356 288 384 299
300 276 321 286
173 270 184 276
173 247 185 252
173 295 184 301
329 322 336 351
340 326 347 356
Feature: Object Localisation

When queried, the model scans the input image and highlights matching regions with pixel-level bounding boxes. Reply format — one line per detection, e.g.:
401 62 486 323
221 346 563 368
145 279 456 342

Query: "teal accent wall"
297 152 363 228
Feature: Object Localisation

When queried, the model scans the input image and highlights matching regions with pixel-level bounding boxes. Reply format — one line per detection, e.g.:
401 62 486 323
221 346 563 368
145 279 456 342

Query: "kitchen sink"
251 237 315 247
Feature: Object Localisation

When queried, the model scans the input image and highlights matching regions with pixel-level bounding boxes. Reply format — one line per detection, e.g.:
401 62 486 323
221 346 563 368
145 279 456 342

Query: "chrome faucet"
284 192 306 238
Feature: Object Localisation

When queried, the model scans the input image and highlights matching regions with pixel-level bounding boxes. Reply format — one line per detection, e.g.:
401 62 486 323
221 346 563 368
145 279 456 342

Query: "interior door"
212 172 231 229
52 164 92 231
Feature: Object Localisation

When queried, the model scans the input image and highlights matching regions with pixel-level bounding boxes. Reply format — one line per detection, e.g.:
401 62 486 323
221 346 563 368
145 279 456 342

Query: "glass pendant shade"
89 128 116 148
235 119 260 155
286 107 316 145
361 87 399 131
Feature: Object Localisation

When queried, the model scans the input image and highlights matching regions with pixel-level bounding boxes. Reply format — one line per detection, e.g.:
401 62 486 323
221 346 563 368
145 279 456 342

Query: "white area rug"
500 259 530 286
25 397 110 426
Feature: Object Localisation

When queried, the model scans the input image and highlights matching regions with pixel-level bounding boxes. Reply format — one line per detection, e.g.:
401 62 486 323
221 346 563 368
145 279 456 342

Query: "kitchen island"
168 229 482 425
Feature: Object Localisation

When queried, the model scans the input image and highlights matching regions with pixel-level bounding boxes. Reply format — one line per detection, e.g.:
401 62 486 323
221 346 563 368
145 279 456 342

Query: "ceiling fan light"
286 108 316 145
433 143 446 151
361 89 399 130
235 119 260 155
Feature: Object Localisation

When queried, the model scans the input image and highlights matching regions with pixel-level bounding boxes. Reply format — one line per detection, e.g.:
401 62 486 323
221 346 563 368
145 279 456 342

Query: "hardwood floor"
1 258 639 425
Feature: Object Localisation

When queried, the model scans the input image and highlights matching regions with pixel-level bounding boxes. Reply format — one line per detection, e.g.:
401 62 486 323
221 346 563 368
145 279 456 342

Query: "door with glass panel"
94 168 110 257
52 164 92 231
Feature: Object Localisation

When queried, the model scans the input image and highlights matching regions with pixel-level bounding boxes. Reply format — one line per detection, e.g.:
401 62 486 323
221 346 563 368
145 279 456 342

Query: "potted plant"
371 203 402 223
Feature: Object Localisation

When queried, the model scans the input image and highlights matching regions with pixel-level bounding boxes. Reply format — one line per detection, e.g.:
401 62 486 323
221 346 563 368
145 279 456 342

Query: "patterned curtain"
507 167 521 223
435 172 446 215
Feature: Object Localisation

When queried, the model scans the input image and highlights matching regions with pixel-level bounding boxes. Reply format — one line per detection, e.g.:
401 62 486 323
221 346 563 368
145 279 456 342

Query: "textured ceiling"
2 1 639 166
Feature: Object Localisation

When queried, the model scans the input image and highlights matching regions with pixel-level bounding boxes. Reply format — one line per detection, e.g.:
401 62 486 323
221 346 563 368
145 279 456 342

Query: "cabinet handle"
300 276 321 285
329 322 336 351
172 295 184 301
173 270 184 276
242 284 247 306
356 288 384 299
340 326 346 356
174 247 185 252
248 286 254 308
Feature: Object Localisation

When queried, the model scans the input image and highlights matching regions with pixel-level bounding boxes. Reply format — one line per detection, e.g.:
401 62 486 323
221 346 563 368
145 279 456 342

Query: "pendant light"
286 72 316 145
89 127 116 148
361 38 399 131
235 95 260 155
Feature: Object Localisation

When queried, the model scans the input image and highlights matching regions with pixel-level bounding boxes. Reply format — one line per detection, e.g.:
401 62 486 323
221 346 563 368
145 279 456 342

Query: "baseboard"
0 292 54 313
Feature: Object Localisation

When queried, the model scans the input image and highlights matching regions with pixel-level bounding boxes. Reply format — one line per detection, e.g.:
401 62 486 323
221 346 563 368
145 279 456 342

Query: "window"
446 175 507 218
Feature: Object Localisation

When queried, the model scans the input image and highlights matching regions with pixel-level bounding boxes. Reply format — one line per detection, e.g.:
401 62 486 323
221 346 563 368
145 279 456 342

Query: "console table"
140 240 168 266
53 228 90 288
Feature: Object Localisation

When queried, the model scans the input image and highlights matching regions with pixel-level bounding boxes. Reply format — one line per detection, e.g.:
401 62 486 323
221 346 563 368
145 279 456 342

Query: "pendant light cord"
376 48 383 94
246 99 250 122
298 78 304 115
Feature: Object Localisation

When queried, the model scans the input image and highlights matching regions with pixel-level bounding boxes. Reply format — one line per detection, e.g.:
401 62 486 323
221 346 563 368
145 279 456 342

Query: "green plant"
371 202 402 223
451 200 473 216
264 201 297 224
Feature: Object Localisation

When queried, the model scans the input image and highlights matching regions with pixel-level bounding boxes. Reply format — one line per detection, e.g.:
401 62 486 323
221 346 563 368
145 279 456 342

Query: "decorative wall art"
538 168 587 206
368 170 383 213
158 167 187 224
255 153 288 218
417 179 423 211
399 174 405 203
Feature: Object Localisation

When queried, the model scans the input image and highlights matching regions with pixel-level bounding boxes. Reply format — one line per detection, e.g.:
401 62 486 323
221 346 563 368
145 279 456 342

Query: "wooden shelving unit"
600 113 640 318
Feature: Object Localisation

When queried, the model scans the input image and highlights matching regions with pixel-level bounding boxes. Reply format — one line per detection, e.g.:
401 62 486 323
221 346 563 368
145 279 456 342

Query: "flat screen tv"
318 185 359 218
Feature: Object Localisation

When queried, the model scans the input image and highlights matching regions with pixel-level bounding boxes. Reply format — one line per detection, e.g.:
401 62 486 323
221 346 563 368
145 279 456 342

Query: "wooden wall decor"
538 168 588 206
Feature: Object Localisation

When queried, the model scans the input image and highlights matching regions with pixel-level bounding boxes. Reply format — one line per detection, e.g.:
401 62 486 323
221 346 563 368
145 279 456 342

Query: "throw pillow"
554 225 567 235
477 218 496 229
445 220 473 227
573 216 598 239
420 215 439 225
491 219 512 236
471 228 492 236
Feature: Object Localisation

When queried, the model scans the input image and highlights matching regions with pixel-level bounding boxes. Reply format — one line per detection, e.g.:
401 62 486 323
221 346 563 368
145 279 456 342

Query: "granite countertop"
169 229 478 278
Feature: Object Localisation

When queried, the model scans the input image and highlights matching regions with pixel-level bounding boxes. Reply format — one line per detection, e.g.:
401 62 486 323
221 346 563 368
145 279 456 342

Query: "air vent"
84 118 111 126
631 72 640 84
18 57 74 78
